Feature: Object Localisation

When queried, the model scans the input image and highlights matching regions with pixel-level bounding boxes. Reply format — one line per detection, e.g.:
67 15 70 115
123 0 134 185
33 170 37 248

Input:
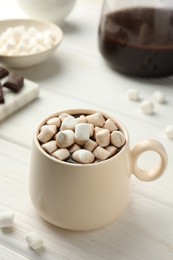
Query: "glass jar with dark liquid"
98 0 173 77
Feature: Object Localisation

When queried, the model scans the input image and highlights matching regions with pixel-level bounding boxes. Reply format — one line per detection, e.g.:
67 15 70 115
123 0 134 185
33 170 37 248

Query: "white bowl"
0 19 63 69
17 0 76 24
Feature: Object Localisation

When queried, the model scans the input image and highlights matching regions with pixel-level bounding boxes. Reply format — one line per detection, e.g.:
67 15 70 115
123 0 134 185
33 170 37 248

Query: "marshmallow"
106 145 118 156
93 146 111 161
75 123 90 142
89 124 94 137
84 139 97 152
96 129 110 147
76 115 86 123
164 125 173 139
140 100 154 115
72 149 95 164
42 140 57 154
127 88 140 101
59 113 72 122
56 130 75 148
47 117 61 127
26 232 44 250
69 143 81 153
111 131 126 148
94 126 103 139
37 125 57 143
103 118 118 132
0 211 15 228
0 25 56 57
60 116 77 130
153 91 166 104
52 149 70 161
86 112 105 127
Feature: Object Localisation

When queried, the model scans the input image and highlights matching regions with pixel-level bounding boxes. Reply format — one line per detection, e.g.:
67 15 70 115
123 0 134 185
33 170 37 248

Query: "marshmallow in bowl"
0 26 56 56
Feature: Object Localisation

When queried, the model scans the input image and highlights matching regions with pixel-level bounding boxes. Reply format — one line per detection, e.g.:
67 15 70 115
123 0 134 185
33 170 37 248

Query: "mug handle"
131 139 168 181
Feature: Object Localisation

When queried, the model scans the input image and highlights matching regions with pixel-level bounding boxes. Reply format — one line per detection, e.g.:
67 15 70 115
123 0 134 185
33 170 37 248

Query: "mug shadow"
38 201 167 259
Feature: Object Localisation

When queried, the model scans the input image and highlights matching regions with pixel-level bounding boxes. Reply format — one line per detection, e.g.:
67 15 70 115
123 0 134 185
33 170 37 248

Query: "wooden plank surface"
0 0 173 259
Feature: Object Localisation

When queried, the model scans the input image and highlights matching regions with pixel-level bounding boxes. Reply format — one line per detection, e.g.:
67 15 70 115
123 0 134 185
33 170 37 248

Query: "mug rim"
34 108 130 167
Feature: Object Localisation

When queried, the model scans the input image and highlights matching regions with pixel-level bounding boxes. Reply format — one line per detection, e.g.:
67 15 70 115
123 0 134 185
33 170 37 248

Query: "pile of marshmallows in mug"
37 112 126 164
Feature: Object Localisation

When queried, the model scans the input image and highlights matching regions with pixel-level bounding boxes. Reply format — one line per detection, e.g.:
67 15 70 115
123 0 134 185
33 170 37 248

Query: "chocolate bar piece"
0 67 9 79
0 86 4 104
3 74 24 93
0 79 39 121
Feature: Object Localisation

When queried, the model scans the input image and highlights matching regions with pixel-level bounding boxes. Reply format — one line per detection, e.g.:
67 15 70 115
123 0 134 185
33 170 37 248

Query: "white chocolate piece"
164 125 173 139
96 129 110 147
72 149 95 164
60 116 77 130
56 130 75 148
140 100 154 115
42 140 57 154
103 118 118 132
52 149 70 161
0 211 15 228
84 139 97 152
38 125 56 143
93 146 111 161
69 143 81 153
106 145 118 156
111 131 126 148
0 79 39 122
76 115 86 123
127 88 140 101
47 117 61 127
75 123 90 142
86 112 105 127
26 232 44 250
153 91 166 104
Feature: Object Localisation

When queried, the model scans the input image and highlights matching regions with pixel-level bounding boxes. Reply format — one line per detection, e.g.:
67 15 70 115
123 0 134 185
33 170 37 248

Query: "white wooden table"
0 1 173 259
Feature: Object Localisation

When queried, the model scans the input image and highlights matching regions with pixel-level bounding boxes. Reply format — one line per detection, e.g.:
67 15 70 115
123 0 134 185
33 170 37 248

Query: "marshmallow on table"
26 232 44 250
140 100 154 115
153 91 166 104
0 211 15 228
0 79 39 122
72 149 95 164
127 88 140 101
164 125 173 139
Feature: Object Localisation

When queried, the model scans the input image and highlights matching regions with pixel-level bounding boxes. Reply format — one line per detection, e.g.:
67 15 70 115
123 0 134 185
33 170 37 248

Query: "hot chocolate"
99 7 173 77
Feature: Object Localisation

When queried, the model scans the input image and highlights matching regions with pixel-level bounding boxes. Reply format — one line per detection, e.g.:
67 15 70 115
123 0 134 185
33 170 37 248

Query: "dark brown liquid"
98 7 173 77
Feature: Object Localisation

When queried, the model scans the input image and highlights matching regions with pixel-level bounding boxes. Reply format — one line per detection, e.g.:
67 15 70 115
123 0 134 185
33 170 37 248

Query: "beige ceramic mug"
29 109 168 230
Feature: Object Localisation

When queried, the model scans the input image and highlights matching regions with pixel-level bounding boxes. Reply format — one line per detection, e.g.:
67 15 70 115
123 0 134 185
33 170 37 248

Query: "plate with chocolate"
0 19 63 68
